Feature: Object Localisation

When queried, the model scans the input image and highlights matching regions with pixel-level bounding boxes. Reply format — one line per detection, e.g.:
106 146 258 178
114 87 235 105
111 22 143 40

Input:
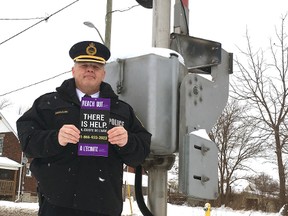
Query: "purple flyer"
78 97 110 157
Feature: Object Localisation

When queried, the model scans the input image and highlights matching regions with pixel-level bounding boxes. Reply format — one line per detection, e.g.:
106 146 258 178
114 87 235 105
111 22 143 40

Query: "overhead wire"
0 70 71 97
0 0 80 97
0 17 46 21
106 4 140 16
0 0 79 46
0 1 142 98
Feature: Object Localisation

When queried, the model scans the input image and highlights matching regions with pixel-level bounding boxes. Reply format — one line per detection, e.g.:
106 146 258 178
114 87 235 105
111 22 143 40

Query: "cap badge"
86 43 97 56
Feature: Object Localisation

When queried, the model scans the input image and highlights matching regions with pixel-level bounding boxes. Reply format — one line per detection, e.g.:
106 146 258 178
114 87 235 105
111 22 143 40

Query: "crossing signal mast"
105 0 233 215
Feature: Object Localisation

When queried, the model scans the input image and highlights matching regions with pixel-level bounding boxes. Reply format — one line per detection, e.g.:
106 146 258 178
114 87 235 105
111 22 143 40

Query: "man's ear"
72 66 75 77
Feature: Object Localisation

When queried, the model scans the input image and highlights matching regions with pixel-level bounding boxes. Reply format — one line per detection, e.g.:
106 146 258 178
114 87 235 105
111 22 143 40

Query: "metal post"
174 0 189 34
152 0 171 48
15 152 24 202
146 1 174 215
144 155 175 216
105 0 112 49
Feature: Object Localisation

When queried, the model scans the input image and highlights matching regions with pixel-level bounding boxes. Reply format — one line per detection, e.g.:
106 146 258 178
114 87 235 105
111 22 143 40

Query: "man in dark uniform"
16 41 151 216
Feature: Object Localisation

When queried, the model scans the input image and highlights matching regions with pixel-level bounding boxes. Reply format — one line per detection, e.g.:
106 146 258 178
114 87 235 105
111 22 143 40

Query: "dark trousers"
39 198 110 216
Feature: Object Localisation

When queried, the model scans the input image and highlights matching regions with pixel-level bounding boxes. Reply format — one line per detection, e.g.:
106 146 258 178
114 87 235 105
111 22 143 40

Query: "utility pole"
152 0 171 48
105 0 112 49
145 2 174 216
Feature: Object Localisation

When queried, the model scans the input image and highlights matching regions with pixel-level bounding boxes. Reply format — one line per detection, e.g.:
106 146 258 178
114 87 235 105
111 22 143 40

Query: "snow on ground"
0 200 280 216
0 201 38 216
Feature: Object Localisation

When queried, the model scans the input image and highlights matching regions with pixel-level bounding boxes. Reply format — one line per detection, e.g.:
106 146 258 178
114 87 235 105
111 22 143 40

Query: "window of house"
0 172 8 179
0 135 4 156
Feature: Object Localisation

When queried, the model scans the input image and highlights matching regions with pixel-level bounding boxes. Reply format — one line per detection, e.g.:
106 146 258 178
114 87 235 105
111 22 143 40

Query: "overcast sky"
0 0 287 109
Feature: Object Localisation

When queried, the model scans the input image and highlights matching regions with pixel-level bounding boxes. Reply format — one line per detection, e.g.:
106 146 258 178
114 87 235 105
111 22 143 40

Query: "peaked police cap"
69 41 110 64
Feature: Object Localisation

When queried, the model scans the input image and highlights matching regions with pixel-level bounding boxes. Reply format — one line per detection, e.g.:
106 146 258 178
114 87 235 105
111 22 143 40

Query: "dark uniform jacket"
16 78 151 216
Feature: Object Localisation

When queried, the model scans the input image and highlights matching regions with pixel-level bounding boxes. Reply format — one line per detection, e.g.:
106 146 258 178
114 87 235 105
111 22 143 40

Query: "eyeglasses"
76 62 104 70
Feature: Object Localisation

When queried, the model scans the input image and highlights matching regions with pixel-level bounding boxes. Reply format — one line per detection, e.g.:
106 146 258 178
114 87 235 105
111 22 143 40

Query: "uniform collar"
76 88 100 101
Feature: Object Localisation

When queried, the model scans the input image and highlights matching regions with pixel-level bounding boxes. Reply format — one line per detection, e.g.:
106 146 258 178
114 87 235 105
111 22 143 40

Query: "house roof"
0 110 21 137
0 157 22 170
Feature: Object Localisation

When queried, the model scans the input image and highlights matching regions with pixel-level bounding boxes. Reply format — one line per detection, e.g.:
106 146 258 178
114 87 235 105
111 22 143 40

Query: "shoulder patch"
55 110 69 115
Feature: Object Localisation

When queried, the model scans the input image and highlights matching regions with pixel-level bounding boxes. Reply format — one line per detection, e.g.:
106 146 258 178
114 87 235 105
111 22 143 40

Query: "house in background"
0 110 37 202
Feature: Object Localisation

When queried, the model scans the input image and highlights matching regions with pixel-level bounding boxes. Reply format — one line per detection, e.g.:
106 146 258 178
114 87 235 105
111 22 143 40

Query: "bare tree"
248 172 279 211
0 98 11 110
17 105 30 115
231 14 288 207
209 99 265 206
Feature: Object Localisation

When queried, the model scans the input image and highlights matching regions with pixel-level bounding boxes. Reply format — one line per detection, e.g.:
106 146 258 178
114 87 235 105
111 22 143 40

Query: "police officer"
17 41 151 216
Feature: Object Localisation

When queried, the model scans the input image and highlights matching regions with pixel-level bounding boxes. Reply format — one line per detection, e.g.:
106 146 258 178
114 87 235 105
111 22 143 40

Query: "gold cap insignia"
86 43 97 56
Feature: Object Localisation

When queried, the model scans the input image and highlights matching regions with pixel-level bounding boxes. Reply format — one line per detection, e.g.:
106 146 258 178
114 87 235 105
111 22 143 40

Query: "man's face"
72 62 106 94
